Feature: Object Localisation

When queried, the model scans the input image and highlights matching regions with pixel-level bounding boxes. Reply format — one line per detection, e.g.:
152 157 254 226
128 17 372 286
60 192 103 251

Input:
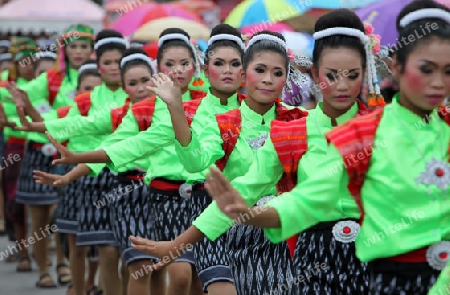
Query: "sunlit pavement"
0 234 65 295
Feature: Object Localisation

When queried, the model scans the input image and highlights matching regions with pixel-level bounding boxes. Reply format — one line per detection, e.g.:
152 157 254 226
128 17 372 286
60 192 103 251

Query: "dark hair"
395 0 450 72
120 48 155 86
77 59 100 90
156 28 195 67
95 29 127 63
243 30 289 72
33 56 55 70
312 9 367 70
205 24 244 65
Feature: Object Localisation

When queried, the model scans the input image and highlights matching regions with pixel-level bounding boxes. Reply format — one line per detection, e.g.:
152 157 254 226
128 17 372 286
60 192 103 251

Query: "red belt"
192 184 205 191
149 179 184 191
385 247 431 263
31 142 45 149
124 175 144 181
383 241 450 271
7 137 26 145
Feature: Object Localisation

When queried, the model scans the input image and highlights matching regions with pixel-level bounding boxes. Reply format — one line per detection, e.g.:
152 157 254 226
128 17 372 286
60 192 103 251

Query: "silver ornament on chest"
246 133 268 150
416 158 450 190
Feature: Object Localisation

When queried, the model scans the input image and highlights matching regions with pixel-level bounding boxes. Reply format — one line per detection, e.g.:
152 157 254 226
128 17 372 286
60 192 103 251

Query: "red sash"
272 100 371 257
47 69 65 107
73 92 91 116
111 98 131 132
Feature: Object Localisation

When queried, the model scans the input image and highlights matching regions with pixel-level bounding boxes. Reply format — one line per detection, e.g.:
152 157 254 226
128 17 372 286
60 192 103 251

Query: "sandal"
36 273 57 288
0 219 5 236
16 257 32 272
86 286 98 295
57 263 72 285
5 252 19 263
66 284 74 295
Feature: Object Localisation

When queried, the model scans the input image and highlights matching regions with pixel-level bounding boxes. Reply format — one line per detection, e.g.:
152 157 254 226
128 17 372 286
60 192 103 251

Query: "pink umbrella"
111 3 203 36
436 0 450 7
240 22 293 38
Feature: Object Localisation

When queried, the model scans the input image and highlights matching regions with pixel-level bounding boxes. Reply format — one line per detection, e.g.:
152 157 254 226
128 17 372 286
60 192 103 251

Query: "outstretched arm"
149 73 192 146
33 163 92 186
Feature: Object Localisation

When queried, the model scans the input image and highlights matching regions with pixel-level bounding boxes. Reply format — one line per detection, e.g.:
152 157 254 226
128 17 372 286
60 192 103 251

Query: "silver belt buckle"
41 143 57 157
179 183 192 199
332 220 360 243
426 241 450 270
256 196 275 207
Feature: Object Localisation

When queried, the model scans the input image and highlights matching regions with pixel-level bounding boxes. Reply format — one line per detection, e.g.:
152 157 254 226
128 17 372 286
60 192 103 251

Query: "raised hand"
0 103 17 128
45 132 78 165
5 82 32 110
13 106 33 131
147 73 182 107
33 170 71 187
129 236 180 270
205 167 251 220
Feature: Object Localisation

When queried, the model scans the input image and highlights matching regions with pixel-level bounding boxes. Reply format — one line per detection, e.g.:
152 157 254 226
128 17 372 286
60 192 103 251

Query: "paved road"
0 235 67 295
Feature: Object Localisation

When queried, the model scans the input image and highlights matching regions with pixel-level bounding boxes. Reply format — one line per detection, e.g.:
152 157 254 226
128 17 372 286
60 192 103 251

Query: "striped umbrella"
225 0 384 28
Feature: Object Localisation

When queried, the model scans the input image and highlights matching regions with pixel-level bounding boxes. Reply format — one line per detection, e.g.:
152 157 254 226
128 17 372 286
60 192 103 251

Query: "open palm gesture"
205 167 251 221
148 73 182 107
33 170 71 187
45 132 78 165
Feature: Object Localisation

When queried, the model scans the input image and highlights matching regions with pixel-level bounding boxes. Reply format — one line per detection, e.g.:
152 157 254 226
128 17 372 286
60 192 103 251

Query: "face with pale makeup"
204 46 243 97
65 40 92 69
244 51 287 105
392 37 450 115
123 64 155 103
98 49 122 85
77 74 102 95
312 47 364 112
158 46 195 92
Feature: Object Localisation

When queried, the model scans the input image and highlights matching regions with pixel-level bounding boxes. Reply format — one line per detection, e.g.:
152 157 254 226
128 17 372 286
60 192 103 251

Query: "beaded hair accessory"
246 34 312 96
120 53 157 74
36 51 57 60
0 53 12 61
78 63 97 74
400 8 450 28
158 33 203 81
208 34 245 51
314 27 385 107
94 37 129 50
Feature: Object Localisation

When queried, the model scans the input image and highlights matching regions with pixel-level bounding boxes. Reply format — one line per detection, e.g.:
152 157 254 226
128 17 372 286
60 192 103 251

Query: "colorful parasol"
111 3 203 36
132 17 211 41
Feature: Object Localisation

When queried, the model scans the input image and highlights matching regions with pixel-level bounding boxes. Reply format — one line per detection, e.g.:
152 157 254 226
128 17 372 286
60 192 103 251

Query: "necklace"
392 106 450 192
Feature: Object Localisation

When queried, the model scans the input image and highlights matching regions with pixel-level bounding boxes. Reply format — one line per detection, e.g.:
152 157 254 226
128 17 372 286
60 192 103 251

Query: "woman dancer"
133 29 310 294
202 1 450 294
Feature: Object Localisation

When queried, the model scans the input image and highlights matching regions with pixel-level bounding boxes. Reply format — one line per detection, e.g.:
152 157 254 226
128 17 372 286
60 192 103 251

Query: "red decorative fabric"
47 69 65 106
111 98 131 132
73 92 91 117
131 95 157 131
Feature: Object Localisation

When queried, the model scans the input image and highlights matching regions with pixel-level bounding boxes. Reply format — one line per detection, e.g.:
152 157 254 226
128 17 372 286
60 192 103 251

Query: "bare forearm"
65 164 91 182
173 226 205 251
167 104 192 146
239 206 282 228
30 122 47 133
71 150 112 164
26 107 43 122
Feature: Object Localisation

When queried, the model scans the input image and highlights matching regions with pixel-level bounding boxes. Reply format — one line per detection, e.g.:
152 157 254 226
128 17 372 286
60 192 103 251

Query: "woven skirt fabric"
3 141 26 227
226 223 299 295
368 260 440 295
293 223 369 295
149 187 194 265
56 165 81 234
190 189 234 291
76 169 117 246
16 142 59 205
111 178 157 266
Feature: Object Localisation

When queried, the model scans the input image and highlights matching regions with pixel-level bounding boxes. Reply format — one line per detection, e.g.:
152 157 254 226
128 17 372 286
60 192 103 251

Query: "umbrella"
241 22 293 38
307 0 383 9
132 17 211 41
356 0 415 46
282 31 314 58
111 3 203 36
225 0 383 28
225 0 311 28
